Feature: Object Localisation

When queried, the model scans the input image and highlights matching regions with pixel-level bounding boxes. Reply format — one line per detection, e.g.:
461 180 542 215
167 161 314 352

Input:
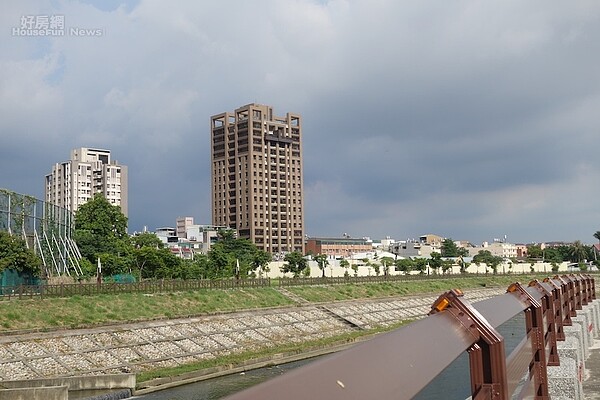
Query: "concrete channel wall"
0 288 504 399
0 386 68 400
0 374 135 400
1 286 596 399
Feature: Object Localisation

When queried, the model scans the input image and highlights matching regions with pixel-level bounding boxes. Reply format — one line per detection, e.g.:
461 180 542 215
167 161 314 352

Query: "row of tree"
1 194 600 280
73 195 274 280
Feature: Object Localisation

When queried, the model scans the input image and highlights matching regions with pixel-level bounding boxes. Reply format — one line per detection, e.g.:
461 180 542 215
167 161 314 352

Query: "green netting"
0 269 41 294
106 274 136 283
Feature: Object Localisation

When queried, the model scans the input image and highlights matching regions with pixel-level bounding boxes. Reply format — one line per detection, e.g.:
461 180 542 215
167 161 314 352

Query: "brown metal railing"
225 274 596 400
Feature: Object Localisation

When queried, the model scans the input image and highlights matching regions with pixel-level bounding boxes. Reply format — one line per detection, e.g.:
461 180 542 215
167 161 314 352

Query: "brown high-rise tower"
211 103 305 256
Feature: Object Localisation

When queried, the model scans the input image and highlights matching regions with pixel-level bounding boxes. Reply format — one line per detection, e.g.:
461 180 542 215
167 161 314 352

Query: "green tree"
569 240 588 264
217 229 236 241
97 252 129 277
129 246 164 279
78 258 96 278
178 254 210 279
380 256 394 276
441 259 453 274
544 247 564 263
554 245 574 262
594 231 600 245
208 238 262 278
526 245 543 260
154 249 182 279
440 239 458 257
0 231 42 276
302 264 311 277
472 250 503 274
594 231 600 267
74 194 130 264
339 258 350 277
251 250 272 278
128 232 185 279
207 244 231 279
372 261 381 276
413 258 427 274
441 238 469 257
281 252 308 277
457 255 469 274
394 258 413 274
314 254 329 278
132 232 164 249
428 252 443 274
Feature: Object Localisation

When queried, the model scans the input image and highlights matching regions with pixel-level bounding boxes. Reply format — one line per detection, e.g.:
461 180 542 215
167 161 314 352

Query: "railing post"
556 275 574 323
507 282 550 399
570 274 584 309
588 273 596 300
429 289 508 400
529 280 560 366
562 275 578 316
544 277 566 341
581 274 594 303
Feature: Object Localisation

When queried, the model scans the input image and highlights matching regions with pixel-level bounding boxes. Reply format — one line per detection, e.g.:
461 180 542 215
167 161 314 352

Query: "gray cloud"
1 0 600 245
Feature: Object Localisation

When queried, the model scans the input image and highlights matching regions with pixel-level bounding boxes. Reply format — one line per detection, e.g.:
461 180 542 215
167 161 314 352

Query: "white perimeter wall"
259 260 577 279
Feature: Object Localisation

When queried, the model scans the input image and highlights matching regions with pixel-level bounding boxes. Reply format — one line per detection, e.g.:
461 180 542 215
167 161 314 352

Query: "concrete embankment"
0 288 504 398
0 374 134 400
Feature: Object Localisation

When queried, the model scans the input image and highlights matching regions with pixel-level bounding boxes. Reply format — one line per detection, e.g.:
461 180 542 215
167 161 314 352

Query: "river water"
133 314 526 400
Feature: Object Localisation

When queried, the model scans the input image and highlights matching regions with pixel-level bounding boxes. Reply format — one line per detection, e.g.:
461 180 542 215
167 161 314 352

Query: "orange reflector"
507 283 518 293
454 288 463 295
435 298 450 312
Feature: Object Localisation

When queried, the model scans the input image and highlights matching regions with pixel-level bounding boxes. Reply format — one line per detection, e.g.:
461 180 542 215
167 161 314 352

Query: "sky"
1 1 600 246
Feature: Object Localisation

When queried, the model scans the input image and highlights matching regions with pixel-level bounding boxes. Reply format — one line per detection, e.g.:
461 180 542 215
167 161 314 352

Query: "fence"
0 278 272 299
225 274 596 400
0 188 82 276
1 272 587 299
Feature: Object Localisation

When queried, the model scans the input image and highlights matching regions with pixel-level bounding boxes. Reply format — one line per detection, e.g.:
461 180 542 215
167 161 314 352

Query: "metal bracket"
529 280 560 366
429 289 508 399
507 282 549 399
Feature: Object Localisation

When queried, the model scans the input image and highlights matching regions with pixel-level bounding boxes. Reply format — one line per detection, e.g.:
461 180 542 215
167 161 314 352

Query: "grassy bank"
0 274 552 391
0 274 545 333
285 275 531 302
0 288 294 332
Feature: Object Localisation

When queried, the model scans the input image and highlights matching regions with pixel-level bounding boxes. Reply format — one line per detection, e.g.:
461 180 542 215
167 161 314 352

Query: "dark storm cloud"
1 0 600 244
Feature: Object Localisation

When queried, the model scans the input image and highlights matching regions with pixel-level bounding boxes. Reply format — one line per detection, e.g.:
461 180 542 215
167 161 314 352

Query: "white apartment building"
45 147 128 216
175 216 229 254
468 241 518 259
391 240 440 258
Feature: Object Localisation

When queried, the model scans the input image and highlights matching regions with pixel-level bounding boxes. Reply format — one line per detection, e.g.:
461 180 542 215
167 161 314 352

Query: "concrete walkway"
584 343 600 399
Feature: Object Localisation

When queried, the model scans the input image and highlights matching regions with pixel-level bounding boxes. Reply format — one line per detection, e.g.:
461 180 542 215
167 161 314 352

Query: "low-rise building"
391 239 440 258
305 237 372 259
468 241 518 259
516 244 528 258
419 234 444 247
175 217 229 254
